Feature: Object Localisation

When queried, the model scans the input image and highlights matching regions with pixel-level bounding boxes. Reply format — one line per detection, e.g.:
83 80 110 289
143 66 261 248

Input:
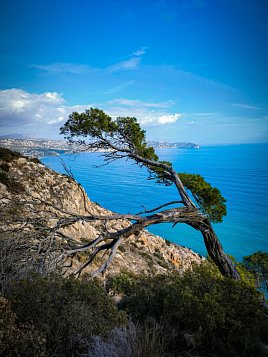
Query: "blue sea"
42 144 268 262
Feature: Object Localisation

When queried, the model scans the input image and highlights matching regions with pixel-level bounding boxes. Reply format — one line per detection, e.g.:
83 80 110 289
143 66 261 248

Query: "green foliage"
0 147 23 162
61 109 159 162
179 172 227 222
60 108 117 139
116 116 146 149
110 263 267 356
225 255 257 288
61 108 228 225
243 251 268 289
148 160 173 185
107 270 138 296
0 147 41 164
6 273 126 356
0 296 46 357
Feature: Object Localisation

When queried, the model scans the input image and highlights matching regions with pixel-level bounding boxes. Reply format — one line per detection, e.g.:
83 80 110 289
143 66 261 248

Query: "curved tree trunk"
189 219 240 279
60 109 242 279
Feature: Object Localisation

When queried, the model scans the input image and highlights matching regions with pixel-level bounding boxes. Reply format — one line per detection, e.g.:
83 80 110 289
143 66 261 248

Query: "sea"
42 143 268 262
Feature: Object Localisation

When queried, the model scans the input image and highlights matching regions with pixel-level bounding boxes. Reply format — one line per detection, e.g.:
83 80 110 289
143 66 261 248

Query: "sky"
0 0 267 145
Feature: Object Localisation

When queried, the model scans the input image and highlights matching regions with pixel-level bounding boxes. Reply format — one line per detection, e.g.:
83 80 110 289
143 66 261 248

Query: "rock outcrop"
0 148 204 278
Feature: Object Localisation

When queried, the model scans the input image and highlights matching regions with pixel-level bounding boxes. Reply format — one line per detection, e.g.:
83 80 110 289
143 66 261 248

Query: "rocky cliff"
0 148 204 278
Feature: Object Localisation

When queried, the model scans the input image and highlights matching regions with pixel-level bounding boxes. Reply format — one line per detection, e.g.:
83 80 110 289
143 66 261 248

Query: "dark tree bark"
188 219 240 279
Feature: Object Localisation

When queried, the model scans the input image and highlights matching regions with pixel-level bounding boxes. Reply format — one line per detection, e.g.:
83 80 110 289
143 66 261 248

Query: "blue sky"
0 0 267 144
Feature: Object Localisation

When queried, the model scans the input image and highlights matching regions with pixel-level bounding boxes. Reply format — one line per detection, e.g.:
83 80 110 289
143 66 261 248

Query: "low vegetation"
243 251 268 290
108 262 268 356
0 146 267 356
0 147 23 162
1 274 126 356
0 147 41 164
1 259 267 356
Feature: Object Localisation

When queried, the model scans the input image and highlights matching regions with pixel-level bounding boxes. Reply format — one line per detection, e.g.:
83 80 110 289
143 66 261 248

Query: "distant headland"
0 136 200 157
148 141 199 149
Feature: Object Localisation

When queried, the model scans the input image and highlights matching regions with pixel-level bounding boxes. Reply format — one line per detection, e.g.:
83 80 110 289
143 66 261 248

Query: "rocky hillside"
0 148 204 278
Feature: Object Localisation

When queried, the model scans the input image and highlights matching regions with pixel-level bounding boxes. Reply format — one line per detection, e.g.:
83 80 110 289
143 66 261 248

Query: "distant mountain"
0 134 37 140
148 141 200 149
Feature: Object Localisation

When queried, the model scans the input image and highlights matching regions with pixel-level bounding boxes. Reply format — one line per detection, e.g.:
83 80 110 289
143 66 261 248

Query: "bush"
111 263 267 356
107 270 138 296
0 147 23 162
243 251 268 291
0 147 41 164
6 273 127 356
0 296 46 356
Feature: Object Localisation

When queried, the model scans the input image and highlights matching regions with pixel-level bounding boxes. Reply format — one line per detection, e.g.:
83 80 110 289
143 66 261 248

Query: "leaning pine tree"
60 108 240 279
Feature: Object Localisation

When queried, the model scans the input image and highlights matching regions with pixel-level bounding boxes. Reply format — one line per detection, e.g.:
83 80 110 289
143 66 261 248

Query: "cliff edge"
0 148 204 278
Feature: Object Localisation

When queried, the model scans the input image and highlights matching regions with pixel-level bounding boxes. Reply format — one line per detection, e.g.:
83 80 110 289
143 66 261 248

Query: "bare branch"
135 200 183 215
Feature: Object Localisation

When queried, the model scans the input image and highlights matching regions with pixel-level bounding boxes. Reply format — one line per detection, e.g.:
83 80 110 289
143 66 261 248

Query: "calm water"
42 144 268 261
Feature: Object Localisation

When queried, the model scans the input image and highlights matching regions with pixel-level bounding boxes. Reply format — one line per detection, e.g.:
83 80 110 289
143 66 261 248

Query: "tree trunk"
189 219 240 279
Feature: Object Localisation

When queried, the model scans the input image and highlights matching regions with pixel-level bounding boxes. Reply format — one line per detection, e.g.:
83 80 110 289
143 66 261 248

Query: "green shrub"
0 295 46 357
164 265 264 355
107 270 138 296
113 263 267 356
0 147 41 164
243 251 268 291
6 273 127 356
0 147 23 162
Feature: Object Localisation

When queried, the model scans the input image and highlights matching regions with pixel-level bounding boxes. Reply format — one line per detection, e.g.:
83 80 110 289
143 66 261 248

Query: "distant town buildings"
0 138 199 158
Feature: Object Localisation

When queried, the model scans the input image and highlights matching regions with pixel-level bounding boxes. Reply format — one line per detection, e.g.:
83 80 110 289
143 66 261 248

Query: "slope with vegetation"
0 147 267 356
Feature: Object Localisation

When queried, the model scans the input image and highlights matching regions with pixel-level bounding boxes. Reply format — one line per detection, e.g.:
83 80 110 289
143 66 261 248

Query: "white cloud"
110 98 174 108
158 113 182 124
32 47 146 76
106 57 141 73
32 62 94 75
0 89 182 139
0 89 64 116
188 112 218 117
104 98 182 125
108 107 181 125
106 47 146 73
133 47 147 56
104 80 135 95
0 88 64 123
232 103 261 110
0 89 92 130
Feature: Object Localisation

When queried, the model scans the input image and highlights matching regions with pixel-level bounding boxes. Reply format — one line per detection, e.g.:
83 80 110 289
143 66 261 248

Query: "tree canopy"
61 108 226 223
243 251 268 290
60 108 239 279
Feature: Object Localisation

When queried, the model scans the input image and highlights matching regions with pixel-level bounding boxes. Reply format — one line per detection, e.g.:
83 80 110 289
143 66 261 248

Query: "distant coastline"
148 141 199 149
0 137 200 157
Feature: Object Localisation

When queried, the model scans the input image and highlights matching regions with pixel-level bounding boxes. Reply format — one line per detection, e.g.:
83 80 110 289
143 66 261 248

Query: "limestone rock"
0 151 205 277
